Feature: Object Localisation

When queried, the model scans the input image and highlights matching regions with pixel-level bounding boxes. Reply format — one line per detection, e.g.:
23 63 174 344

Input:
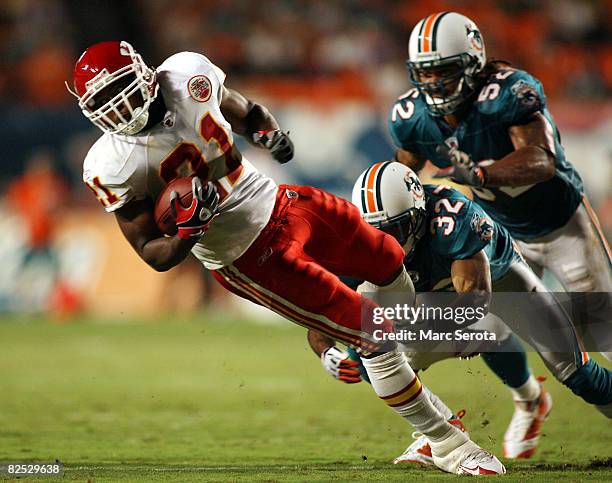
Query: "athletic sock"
509 375 541 402
422 383 454 421
361 351 468 450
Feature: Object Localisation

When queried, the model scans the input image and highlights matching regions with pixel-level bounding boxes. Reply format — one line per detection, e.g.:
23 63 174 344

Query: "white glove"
433 145 488 187
321 346 362 384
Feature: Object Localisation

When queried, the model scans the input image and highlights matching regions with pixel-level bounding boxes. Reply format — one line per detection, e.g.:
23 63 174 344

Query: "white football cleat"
503 377 553 459
455 444 507 475
393 432 433 465
432 433 506 476
393 410 467 465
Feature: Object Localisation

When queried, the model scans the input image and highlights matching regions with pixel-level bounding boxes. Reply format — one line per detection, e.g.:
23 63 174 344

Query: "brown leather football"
154 177 194 235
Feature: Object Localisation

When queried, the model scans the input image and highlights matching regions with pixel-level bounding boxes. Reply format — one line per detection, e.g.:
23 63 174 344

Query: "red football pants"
212 185 404 349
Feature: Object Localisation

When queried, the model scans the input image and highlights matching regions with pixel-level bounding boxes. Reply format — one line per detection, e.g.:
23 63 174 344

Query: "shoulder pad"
474 68 546 125
388 88 429 151
157 52 226 103
83 134 141 212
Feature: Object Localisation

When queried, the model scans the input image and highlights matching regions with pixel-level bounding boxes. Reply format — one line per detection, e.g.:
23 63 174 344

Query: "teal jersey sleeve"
477 68 547 127
388 88 431 153
427 186 495 261
387 68 582 240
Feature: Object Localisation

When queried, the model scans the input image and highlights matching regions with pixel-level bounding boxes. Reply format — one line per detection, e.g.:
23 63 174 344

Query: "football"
154 176 194 235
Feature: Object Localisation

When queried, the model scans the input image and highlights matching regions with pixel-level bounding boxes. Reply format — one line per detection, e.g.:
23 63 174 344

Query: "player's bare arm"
219 86 279 136
482 112 556 187
449 250 493 320
220 86 294 164
114 199 197 272
450 250 492 294
307 328 335 356
434 112 556 188
395 149 426 172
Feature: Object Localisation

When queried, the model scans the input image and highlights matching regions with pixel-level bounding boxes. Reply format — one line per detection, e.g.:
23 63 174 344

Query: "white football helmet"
352 161 427 254
407 12 486 115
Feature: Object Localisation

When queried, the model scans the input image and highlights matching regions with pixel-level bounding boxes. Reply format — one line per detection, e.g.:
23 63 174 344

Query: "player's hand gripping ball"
154 176 219 238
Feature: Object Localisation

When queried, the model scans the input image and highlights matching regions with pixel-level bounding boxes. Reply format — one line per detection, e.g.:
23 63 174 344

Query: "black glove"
252 129 294 164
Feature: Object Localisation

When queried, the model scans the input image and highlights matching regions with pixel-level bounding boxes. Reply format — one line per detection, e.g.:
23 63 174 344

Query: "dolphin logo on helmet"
352 161 427 254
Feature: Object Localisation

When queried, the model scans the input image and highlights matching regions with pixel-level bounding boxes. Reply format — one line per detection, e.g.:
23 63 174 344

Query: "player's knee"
560 264 597 292
563 359 612 405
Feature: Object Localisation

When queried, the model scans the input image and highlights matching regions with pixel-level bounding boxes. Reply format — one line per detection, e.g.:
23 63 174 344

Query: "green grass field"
0 314 610 481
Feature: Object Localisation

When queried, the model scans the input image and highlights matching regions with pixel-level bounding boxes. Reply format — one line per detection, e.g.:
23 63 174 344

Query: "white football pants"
516 200 611 359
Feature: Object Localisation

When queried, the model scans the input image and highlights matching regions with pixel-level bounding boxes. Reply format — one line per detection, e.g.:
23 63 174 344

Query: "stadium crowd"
0 0 610 109
0 0 610 314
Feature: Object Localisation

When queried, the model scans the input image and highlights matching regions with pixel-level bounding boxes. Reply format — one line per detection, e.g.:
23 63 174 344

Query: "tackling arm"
307 329 336 356
482 112 556 187
450 250 493 316
114 199 196 272
307 329 362 384
451 250 492 294
395 149 427 173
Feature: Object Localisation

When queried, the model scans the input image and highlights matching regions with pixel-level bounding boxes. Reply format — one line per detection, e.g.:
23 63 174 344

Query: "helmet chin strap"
402 235 415 254
402 216 426 256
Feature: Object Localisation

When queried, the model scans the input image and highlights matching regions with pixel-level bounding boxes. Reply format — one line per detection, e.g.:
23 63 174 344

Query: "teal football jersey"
388 67 583 240
405 185 517 292
340 185 518 293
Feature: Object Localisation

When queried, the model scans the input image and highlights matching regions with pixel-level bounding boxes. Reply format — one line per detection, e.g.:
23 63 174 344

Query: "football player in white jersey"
69 41 506 475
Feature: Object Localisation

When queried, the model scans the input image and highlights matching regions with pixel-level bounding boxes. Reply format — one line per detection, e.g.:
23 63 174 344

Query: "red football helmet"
67 41 158 135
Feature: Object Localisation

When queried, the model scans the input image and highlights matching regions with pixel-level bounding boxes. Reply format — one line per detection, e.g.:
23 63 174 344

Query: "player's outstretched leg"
492 260 612 418
361 351 504 475
359 270 504 475
482 335 553 458
346 350 474 467
215 185 505 475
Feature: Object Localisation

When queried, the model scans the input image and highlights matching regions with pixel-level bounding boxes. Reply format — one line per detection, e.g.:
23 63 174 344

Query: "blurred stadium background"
0 1 611 479
0 0 610 318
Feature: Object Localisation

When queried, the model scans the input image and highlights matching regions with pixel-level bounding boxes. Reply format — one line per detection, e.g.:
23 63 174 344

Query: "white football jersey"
83 52 278 269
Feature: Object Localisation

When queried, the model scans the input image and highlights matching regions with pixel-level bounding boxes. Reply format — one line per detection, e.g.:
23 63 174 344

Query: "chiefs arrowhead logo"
188 75 212 102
